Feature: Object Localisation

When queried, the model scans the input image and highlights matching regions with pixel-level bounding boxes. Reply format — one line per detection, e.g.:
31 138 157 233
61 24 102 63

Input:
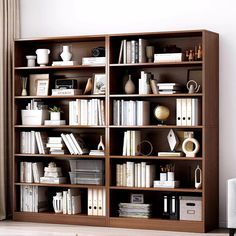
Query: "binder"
169 195 179 220
191 98 199 125
87 188 93 215
97 189 103 216
63 191 67 214
92 189 98 216
186 98 192 126
176 98 182 125
102 188 106 216
181 98 187 126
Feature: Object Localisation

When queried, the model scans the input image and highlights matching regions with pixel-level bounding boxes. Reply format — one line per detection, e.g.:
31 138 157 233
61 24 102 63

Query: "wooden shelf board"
110 93 203 98
14 65 105 70
109 217 204 232
15 182 105 188
109 155 203 160
15 95 106 99
14 154 105 158
109 186 202 193
14 125 106 128
110 61 202 67
13 211 106 226
109 125 203 129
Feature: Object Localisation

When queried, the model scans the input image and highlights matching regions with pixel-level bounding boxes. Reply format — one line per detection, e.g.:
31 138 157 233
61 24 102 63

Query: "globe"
154 105 170 125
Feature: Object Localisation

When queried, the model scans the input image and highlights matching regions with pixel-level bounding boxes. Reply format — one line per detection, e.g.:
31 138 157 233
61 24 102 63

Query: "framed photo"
130 194 144 204
36 79 49 96
93 73 106 94
29 74 49 96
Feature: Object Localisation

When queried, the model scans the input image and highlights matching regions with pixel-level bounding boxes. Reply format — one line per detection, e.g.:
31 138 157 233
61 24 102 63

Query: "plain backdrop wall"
20 0 236 227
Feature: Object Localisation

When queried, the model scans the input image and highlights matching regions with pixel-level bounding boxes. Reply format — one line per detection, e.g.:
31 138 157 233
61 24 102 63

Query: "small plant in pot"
49 106 62 121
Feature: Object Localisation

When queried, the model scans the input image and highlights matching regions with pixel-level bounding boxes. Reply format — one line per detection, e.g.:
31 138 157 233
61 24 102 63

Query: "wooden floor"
0 221 228 236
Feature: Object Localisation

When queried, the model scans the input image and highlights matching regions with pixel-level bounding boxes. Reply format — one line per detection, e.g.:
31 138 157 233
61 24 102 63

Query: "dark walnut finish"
13 30 219 232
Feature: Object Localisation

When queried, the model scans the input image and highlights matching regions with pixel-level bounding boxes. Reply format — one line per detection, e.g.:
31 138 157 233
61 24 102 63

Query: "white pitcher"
60 45 72 61
53 192 63 213
36 49 50 66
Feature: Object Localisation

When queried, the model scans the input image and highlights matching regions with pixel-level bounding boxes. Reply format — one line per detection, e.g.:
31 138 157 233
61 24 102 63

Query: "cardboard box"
179 196 202 221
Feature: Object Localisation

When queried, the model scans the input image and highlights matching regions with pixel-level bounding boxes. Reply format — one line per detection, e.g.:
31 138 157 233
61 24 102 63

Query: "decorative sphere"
154 105 170 123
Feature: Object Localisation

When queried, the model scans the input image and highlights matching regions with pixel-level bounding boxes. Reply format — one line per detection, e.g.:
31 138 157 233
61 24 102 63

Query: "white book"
67 190 72 214
48 137 62 143
51 89 82 96
138 38 148 63
97 189 103 216
20 131 26 153
72 195 81 214
134 163 138 187
126 130 131 156
44 120 66 125
46 143 64 148
137 163 141 187
141 162 146 188
113 100 118 125
82 57 106 65
63 190 68 214
126 162 134 187
40 177 66 184
52 60 79 66
100 100 105 126
61 133 74 154
30 131 37 154
25 162 33 183
69 133 89 154
80 99 88 125
131 130 141 156
154 53 183 62
145 164 155 188
192 98 199 125
92 189 98 216
20 162 25 182
97 99 102 125
137 101 150 125
122 131 127 156
131 40 136 64
66 134 78 154
32 162 43 183
123 39 127 64
88 188 93 215
116 164 121 186
102 188 106 216
76 99 81 125
126 41 131 64
186 98 192 126
176 98 182 126
118 40 124 64
122 163 127 186
181 98 187 126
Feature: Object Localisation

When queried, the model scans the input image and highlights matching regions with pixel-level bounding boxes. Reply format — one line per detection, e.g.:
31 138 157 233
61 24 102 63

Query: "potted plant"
49 106 62 121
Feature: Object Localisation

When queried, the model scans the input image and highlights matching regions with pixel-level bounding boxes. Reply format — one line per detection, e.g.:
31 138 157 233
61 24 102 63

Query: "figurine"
186 80 200 94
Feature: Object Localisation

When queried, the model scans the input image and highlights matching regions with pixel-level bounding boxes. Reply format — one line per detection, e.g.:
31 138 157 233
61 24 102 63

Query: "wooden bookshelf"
13 30 218 232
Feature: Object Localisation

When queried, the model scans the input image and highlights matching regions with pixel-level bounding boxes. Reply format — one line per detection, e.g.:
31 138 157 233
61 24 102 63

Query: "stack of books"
62 189 81 215
122 130 141 156
119 203 152 218
46 137 65 154
82 57 106 65
20 162 44 183
157 83 183 94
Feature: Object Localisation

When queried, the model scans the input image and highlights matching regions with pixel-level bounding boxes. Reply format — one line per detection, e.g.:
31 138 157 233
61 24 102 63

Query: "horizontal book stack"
82 57 106 65
176 98 200 126
119 203 151 218
40 165 66 184
20 131 48 154
88 188 106 216
157 83 183 94
122 130 141 156
20 162 44 183
62 189 81 215
116 161 156 188
46 137 65 154
118 38 148 64
154 53 183 63
113 100 150 125
61 133 89 155
20 186 48 212
69 99 105 126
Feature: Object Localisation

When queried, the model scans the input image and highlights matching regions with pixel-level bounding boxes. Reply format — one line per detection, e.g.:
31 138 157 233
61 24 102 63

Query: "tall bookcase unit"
13 30 219 232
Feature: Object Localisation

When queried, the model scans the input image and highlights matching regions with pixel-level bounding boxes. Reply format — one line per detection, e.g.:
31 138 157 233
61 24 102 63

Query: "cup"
26 55 36 67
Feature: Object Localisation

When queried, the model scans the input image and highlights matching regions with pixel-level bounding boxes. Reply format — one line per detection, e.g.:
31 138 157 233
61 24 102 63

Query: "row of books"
113 100 150 126
61 189 81 215
88 188 106 216
20 186 48 212
119 203 151 218
122 130 141 156
116 162 156 188
20 162 43 183
176 98 200 126
118 38 148 64
69 99 105 126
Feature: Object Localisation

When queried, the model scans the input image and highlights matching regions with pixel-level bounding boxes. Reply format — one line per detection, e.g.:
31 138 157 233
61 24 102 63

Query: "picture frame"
93 73 106 94
130 193 144 204
36 79 49 96
187 69 202 92
29 74 49 96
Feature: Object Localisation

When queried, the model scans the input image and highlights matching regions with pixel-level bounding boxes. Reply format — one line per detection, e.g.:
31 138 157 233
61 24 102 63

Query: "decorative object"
185 44 202 61
146 46 154 62
35 49 50 66
97 135 105 150
93 74 106 94
182 133 200 157
53 192 63 213
83 78 93 95
154 105 170 125
130 194 144 204
137 140 153 156
167 129 179 151
186 80 200 94
55 79 77 89
194 165 202 189
29 74 49 96
92 47 105 57
60 45 72 61
36 79 49 96
124 74 135 94
49 106 62 121
139 71 152 94
26 55 36 67
21 76 27 96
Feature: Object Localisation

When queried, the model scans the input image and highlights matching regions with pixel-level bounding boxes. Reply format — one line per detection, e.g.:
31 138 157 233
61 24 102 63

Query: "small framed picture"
36 79 49 96
93 73 106 94
130 194 144 204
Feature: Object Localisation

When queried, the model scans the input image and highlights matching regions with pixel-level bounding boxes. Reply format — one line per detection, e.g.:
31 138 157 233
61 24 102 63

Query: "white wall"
20 0 236 227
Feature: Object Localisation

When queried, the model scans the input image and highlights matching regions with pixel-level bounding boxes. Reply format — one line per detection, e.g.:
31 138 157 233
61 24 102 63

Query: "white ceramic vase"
53 192 63 213
36 49 50 66
124 75 135 94
60 45 72 61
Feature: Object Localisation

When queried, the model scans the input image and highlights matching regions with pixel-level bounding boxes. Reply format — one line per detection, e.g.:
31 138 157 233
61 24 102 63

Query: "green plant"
49 106 62 113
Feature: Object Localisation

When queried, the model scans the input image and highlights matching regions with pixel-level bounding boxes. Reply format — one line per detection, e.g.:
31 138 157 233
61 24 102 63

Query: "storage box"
179 196 202 221
69 160 104 172
21 110 49 125
69 171 104 185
